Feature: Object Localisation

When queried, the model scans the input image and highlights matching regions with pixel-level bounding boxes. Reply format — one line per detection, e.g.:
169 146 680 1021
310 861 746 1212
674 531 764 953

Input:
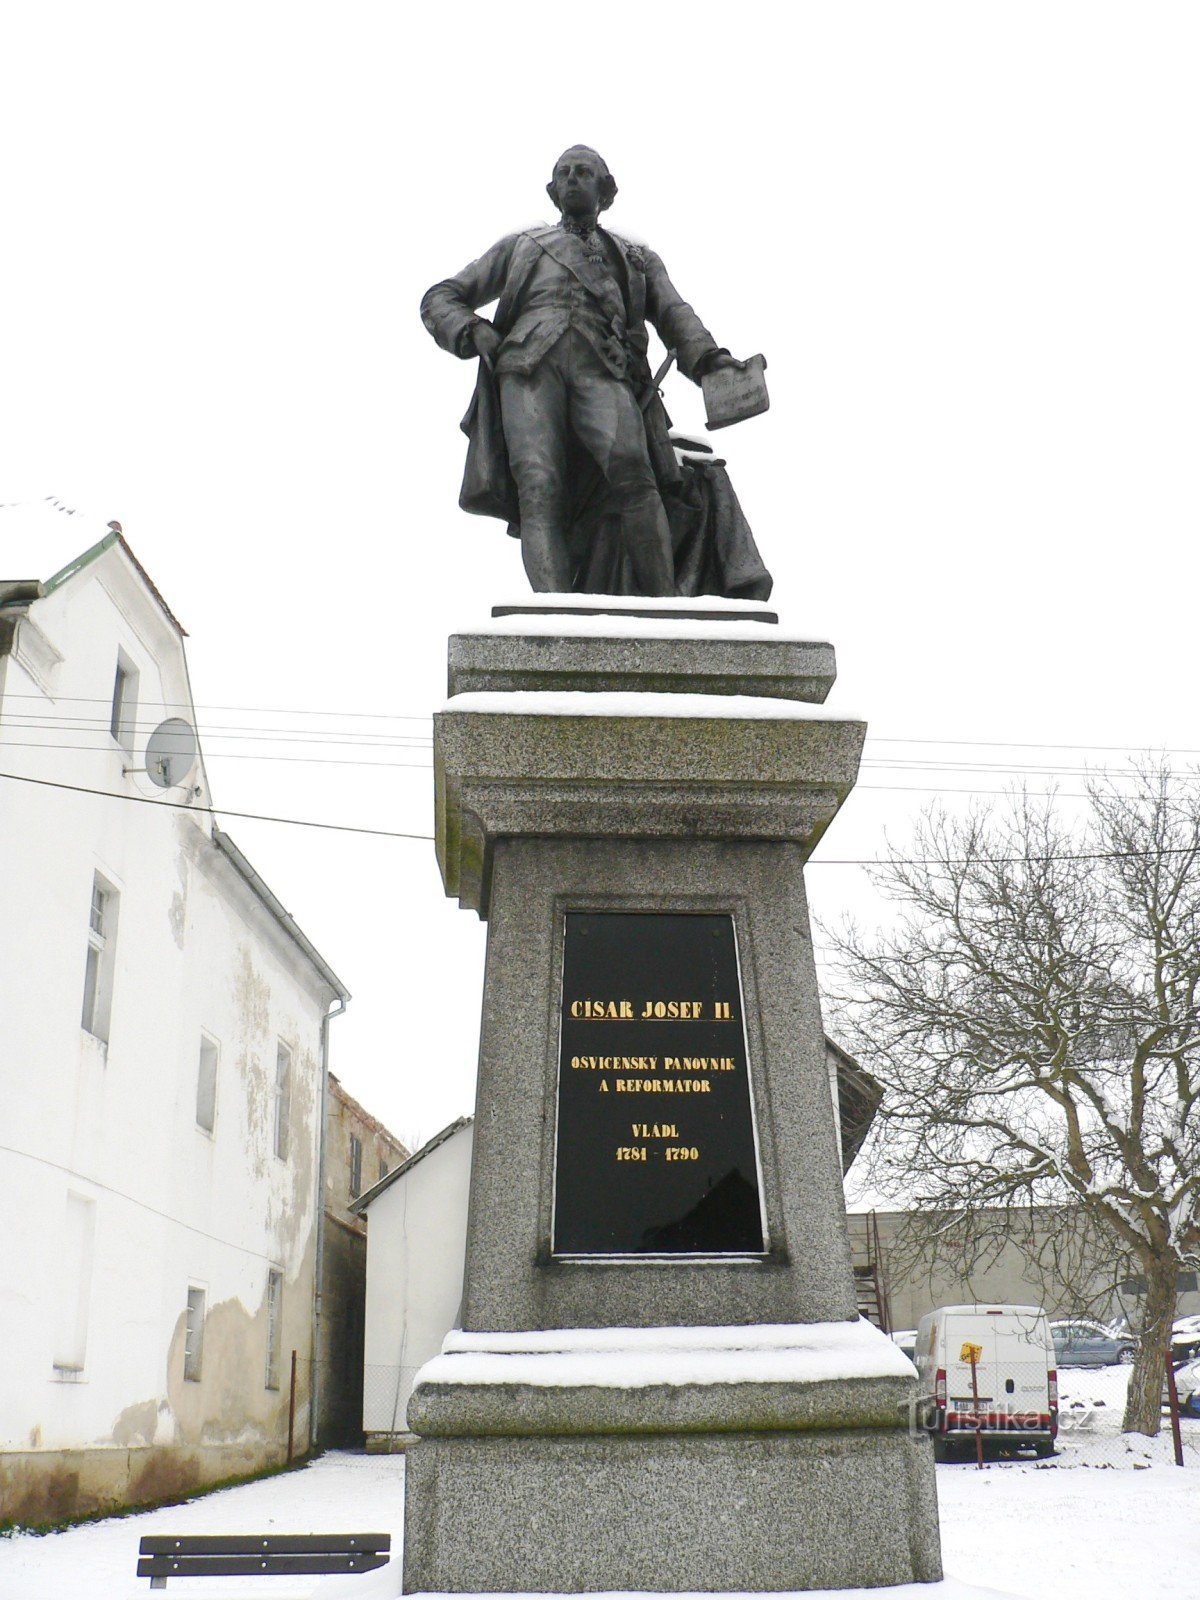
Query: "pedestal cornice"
434 695 866 917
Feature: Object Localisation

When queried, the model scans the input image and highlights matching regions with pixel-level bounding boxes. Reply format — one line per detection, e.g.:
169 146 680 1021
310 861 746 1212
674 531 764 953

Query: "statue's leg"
499 360 574 593
568 346 675 597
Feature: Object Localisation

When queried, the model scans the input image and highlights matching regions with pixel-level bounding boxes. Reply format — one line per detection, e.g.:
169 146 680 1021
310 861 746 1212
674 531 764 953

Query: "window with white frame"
53 1193 96 1372
183 1287 206 1380
273 1043 291 1160
81 874 119 1043
109 651 139 756
349 1134 363 1199
265 1268 283 1389
196 1036 218 1133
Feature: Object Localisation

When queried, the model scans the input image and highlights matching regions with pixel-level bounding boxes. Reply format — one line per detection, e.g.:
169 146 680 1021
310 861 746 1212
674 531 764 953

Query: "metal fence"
918 1358 1199 1470
313 1353 1200 1468
362 1363 427 1441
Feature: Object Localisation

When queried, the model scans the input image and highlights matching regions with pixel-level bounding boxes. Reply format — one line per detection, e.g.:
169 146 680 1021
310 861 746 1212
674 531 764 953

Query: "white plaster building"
0 499 350 1523
351 1118 474 1448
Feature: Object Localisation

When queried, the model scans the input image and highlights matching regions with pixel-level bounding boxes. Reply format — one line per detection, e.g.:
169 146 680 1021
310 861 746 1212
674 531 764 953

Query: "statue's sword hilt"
639 349 676 413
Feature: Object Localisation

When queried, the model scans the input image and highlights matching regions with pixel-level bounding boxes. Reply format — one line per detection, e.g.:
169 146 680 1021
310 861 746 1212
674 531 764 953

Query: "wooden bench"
137 1533 391 1588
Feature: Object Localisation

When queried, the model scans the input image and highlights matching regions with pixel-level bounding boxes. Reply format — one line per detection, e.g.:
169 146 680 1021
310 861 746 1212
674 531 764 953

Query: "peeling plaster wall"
319 1083 407 1445
0 543 338 1524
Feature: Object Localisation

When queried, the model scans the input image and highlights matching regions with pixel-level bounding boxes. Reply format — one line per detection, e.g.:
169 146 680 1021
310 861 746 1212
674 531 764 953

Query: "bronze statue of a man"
421 146 771 599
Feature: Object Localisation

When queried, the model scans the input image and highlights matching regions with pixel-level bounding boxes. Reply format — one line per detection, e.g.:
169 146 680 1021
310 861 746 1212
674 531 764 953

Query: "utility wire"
0 740 433 768
0 734 1179 787
3 767 1197 867
0 690 1197 757
0 769 434 840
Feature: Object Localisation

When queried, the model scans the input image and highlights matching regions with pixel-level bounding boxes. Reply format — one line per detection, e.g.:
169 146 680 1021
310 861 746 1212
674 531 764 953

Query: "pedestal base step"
408 1584 1022 1600
402 1430 943 1594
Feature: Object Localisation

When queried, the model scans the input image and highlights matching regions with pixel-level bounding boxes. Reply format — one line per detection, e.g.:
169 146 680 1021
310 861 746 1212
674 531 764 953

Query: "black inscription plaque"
553 911 764 1256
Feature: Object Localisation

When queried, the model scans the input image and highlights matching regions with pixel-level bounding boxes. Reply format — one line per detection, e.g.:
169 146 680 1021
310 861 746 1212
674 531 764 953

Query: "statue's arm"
420 235 518 359
642 250 728 382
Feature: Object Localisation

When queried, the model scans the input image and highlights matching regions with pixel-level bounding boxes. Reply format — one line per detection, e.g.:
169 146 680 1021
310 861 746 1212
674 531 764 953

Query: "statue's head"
547 146 617 219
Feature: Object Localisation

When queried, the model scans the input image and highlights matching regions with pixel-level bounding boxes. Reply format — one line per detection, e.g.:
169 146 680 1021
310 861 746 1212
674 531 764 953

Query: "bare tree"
828 765 1200 1434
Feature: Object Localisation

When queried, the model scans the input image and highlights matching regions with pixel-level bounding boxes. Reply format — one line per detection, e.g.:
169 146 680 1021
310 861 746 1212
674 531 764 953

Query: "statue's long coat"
421 225 772 598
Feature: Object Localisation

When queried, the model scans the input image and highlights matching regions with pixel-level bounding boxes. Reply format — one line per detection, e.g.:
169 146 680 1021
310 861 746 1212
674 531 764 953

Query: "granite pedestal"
405 598 942 1593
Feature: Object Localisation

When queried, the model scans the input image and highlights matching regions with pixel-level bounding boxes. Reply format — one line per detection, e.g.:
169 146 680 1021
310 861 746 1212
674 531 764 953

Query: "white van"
915 1304 1057 1460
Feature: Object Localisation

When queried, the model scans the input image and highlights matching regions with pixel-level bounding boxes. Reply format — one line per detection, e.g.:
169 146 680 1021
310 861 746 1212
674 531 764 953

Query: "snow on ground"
2 1432 1198 1600
0 1453 405 1600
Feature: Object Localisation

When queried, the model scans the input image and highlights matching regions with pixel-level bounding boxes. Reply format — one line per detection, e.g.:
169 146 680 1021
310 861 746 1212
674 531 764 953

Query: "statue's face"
551 151 605 218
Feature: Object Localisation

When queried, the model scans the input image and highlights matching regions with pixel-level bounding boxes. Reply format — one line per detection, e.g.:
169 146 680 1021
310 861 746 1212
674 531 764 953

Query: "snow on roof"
0 497 186 635
0 497 118 584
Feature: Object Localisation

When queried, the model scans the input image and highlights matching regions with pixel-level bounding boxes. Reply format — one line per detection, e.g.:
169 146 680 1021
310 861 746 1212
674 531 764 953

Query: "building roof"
328 1072 409 1155
0 498 187 635
827 1035 883 1174
350 1116 473 1214
213 830 350 1003
1 499 349 1012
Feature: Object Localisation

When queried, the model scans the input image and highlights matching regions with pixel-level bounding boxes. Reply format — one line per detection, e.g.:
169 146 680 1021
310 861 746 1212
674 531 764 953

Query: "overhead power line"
3 767 1198 868
0 769 434 841
0 691 1197 758
0 731 1182 790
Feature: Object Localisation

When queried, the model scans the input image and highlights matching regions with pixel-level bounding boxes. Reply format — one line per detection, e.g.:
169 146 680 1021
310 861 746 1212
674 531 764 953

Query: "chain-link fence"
362 1363 427 1445
916 1356 1200 1470
302 1348 1200 1469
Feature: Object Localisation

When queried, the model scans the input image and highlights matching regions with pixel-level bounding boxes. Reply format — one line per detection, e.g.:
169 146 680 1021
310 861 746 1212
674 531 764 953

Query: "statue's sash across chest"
496 230 646 335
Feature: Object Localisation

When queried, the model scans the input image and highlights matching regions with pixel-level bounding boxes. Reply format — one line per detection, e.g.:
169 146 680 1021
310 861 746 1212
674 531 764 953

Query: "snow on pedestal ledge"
441 690 860 721
465 611 827 645
413 1317 917 1391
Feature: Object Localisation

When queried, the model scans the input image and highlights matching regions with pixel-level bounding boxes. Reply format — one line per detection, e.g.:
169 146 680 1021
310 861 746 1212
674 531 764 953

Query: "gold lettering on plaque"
570 999 634 1019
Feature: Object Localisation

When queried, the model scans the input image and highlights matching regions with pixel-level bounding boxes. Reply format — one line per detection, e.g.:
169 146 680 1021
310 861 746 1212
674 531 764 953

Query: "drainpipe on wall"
311 994 347 1451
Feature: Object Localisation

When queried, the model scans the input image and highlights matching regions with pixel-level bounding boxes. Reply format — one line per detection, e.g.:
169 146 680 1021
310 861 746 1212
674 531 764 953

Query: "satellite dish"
145 717 198 788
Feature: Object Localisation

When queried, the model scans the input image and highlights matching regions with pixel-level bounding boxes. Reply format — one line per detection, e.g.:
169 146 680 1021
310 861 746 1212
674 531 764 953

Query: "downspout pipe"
312 994 347 1451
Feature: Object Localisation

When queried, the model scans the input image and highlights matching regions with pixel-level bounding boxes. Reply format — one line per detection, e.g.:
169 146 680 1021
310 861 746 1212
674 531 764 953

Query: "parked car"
1050 1319 1136 1367
1173 1317 1200 1363
1174 1357 1200 1418
915 1304 1057 1460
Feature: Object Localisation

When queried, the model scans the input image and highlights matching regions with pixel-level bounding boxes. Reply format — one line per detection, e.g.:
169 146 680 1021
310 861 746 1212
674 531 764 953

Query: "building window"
196 1036 218 1134
81 874 119 1043
273 1043 291 1160
54 1193 96 1372
265 1268 283 1389
378 1157 389 1185
184 1287 206 1380
349 1134 363 1199
109 651 138 755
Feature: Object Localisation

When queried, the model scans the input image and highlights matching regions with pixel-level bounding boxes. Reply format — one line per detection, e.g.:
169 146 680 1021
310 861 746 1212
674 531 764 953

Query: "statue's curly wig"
547 145 618 212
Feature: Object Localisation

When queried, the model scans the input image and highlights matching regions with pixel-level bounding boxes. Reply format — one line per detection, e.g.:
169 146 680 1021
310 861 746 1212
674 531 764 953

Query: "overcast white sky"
3 2 1198 1148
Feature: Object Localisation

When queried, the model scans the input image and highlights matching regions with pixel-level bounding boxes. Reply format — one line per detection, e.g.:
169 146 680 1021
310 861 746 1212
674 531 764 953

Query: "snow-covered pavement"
1 1442 1198 1600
